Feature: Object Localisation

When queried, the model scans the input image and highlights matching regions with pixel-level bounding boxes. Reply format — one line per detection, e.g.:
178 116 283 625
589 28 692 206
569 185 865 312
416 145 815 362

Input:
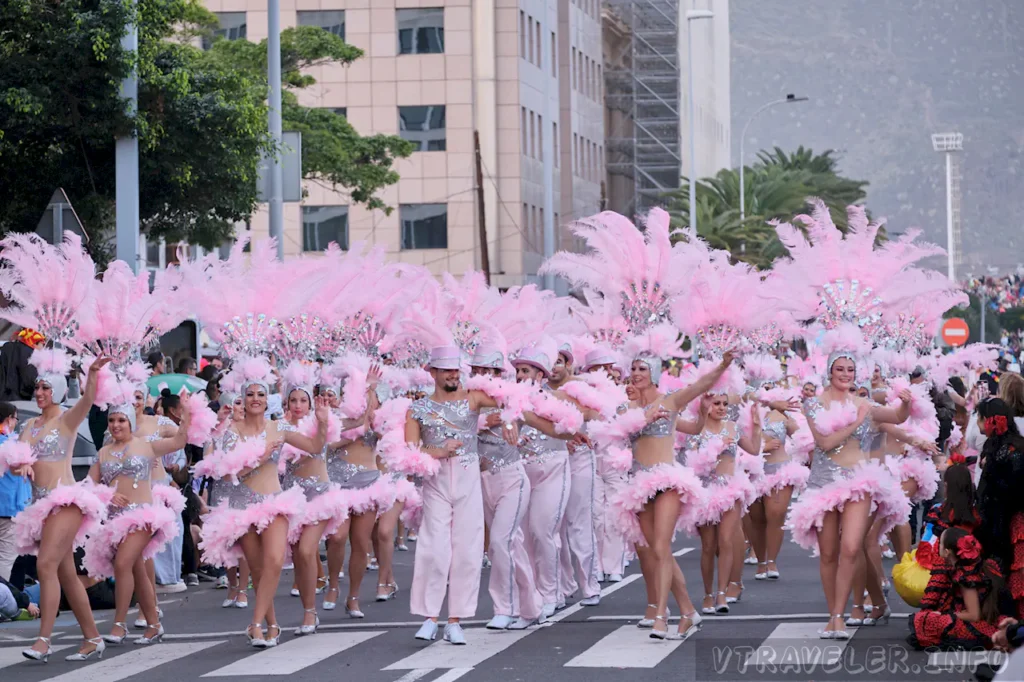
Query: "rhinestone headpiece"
221 312 279 358
819 279 883 332
620 280 670 334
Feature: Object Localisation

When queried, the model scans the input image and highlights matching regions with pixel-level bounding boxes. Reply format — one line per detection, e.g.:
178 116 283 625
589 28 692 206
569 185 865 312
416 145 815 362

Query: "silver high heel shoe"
715 591 730 614
376 582 397 602
135 623 165 645
754 562 768 580
819 614 849 640
667 612 703 641
726 582 743 604
701 594 715 616
649 614 669 640
252 624 281 648
638 603 669 628
863 604 891 626
65 637 106 661
845 604 865 627
765 560 780 580
103 622 129 644
323 586 339 611
21 636 52 662
345 596 365 619
294 608 319 636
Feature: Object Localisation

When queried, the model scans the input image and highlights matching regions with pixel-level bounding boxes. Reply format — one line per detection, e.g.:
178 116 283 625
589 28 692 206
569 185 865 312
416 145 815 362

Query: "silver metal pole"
980 293 986 344
268 0 285 261
687 20 697 232
945 152 955 281
739 134 745 222
541 11 555 291
738 96 808 222
115 2 140 273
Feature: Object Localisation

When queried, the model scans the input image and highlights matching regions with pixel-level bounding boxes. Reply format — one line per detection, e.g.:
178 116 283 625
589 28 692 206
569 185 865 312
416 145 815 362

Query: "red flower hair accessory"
984 415 1009 436
948 452 966 466
956 535 982 562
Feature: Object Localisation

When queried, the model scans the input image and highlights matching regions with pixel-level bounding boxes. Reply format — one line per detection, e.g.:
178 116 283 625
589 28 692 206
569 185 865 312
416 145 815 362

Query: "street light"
268 0 285 261
685 9 713 233
738 94 808 221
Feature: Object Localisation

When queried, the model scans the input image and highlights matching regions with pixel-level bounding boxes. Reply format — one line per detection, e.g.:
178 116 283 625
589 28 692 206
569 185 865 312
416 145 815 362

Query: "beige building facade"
196 0 604 288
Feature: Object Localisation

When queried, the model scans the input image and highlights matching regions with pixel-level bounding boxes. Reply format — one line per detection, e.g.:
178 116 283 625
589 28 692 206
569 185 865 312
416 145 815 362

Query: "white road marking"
203 631 384 676
433 668 474 682
39 641 223 682
384 629 534 670
673 547 695 557
587 612 914 623
0 644 72 668
743 622 855 666
394 669 435 682
564 625 687 668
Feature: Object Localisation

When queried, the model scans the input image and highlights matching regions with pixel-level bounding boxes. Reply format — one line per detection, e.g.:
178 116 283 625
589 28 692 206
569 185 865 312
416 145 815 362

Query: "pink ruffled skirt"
694 471 755 527
757 459 810 498
610 462 705 545
14 483 107 555
152 483 186 515
82 503 179 579
200 486 306 568
885 454 940 505
787 456 910 550
287 485 351 545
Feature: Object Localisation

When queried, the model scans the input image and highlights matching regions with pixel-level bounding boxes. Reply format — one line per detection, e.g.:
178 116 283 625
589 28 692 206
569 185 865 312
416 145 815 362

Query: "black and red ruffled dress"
908 556 1002 650
975 442 1024 619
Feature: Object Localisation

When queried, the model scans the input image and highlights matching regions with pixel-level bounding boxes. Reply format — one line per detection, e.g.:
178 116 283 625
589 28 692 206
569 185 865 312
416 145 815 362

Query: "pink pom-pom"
812 401 859 435
186 393 217 445
603 446 633 474
464 374 531 423
686 436 725 477
196 437 268 484
385 441 440 478
561 373 627 419
372 397 439 477
0 437 35 474
338 369 368 419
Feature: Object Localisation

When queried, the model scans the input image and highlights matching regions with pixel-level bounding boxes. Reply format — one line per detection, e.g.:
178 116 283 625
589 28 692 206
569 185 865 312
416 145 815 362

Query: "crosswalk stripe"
432 668 473 682
202 631 385 677
394 669 435 682
38 641 224 682
384 629 533 670
564 625 686 667
744 623 855 666
0 644 72 669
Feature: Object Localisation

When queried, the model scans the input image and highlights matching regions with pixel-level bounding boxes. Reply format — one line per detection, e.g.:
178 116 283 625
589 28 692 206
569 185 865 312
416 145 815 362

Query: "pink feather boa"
186 393 218 446
886 454 940 504
686 437 725 478
0 437 35 475
758 460 810 497
278 412 342 471
13 482 108 554
372 398 440 477
199 486 305 568
812 401 859 435
338 369 368 419
610 462 704 544
83 503 178 579
589 408 646 452
151 483 186 515
529 390 584 434
788 419 814 465
192 437 268 484
389 476 423 528
601 445 634 474
464 375 530 423
886 378 935 423
786 459 910 550
560 374 627 419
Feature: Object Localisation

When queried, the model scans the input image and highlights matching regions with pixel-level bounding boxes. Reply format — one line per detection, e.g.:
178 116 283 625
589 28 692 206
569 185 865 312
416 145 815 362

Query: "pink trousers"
523 451 570 606
481 462 542 620
558 447 602 599
595 450 628 576
410 459 484 619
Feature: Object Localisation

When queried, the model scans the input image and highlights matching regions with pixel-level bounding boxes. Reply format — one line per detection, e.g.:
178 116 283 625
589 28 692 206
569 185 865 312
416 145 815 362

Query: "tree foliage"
666 147 871 268
0 0 411 263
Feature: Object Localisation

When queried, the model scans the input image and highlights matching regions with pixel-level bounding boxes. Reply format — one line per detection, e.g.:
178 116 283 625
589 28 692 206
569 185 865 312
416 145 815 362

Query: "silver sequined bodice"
28 424 71 463
633 415 674 440
99 453 152 487
411 398 480 467
805 448 858 489
479 408 521 469
806 397 881 452
519 424 568 465
763 420 787 445
690 427 738 459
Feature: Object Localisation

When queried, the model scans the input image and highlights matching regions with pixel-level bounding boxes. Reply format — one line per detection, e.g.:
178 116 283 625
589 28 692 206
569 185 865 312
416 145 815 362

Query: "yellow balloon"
892 549 932 608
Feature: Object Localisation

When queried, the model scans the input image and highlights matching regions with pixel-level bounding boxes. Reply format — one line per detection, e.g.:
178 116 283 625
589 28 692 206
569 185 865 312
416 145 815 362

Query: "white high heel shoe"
638 603 669 628
649 615 669 640
65 637 106 661
323 587 339 611
667 612 703 641
135 623 165 645
21 637 51 662
345 596 365 619
103 622 129 644
294 608 319 636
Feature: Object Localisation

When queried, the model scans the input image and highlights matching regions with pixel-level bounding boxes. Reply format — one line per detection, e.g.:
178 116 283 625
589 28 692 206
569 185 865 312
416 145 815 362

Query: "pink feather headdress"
742 353 784 389
625 324 683 363
875 270 968 353
540 209 693 334
223 354 276 393
0 232 96 344
281 360 319 399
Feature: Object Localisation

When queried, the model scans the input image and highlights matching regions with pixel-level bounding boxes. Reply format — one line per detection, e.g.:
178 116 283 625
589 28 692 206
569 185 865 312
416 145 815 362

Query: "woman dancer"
6 357 112 662
198 373 328 648
601 333 734 640
323 367 387 617
789 352 912 639
747 393 808 581
85 400 190 646
280 372 349 636
208 391 252 609
689 390 760 615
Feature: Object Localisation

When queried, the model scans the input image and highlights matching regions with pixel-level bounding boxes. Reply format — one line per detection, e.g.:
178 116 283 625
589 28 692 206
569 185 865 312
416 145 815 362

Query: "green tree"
0 0 411 262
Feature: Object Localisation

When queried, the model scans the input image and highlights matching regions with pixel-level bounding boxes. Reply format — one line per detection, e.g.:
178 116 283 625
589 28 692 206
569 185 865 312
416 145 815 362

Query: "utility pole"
268 0 285 261
115 1 140 273
474 131 491 285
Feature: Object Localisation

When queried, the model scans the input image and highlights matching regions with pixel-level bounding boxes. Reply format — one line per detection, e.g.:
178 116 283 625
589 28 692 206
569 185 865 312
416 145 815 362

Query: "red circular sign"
941 318 970 347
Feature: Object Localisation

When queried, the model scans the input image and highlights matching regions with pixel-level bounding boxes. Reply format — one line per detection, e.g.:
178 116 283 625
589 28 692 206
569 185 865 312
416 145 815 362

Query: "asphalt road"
0 536 1014 682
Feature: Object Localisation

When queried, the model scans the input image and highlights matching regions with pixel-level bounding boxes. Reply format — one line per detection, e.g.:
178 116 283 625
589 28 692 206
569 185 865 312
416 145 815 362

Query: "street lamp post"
268 0 285 261
738 94 808 222
685 9 713 233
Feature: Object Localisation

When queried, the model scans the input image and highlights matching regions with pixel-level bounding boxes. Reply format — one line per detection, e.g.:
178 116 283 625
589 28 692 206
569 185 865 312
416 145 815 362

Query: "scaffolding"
605 0 680 215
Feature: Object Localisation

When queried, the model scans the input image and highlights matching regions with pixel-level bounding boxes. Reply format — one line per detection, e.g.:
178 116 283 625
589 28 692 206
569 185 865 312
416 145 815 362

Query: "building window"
552 121 558 167
521 107 528 155
535 19 542 67
527 17 534 65
401 204 448 249
397 8 444 55
302 206 349 251
571 47 577 89
203 12 247 49
537 114 543 162
328 107 347 118
399 105 446 151
550 31 556 77
519 11 526 58
529 112 536 158
297 10 345 40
